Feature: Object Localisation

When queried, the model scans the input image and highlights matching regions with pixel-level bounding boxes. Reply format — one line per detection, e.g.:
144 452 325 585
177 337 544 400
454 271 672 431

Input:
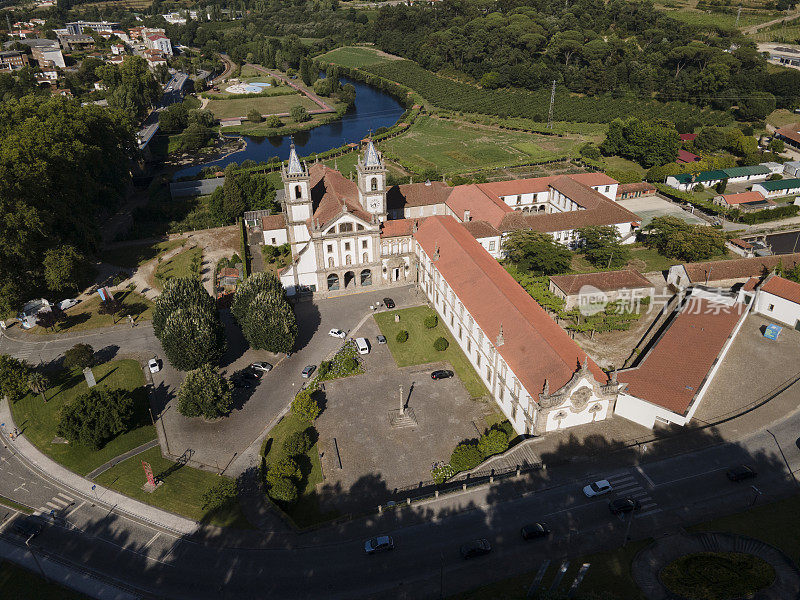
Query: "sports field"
206 94 320 119
617 196 707 227
379 116 581 175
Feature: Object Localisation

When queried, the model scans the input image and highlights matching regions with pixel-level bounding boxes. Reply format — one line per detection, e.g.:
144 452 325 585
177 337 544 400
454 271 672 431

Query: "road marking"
568 563 591 598
550 560 570 591
65 500 85 518
45 501 61 510
638 508 662 517
142 532 160 550
635 465 655 489
57 492 74 502
50 496 68 507
526 560 550 598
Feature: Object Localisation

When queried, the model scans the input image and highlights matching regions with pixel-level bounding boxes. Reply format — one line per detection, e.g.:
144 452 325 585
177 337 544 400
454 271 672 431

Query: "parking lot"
314 315 492 513
617 194 707 227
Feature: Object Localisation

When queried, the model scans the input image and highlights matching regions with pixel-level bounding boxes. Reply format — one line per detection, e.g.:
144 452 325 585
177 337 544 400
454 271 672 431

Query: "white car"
57 298 79 311
583 479 612 498
148 358 161 374
328 328 346 339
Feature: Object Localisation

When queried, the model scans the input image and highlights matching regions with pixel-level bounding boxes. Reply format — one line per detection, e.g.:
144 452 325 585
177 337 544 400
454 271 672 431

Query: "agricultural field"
378 116 583 175
316 46 394 69
749 20 800 41
206 94 320 119
663 8 780 29
767 108 800 129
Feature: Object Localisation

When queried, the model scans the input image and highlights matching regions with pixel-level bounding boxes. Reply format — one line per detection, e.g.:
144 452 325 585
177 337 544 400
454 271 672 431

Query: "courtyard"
617 194 708 227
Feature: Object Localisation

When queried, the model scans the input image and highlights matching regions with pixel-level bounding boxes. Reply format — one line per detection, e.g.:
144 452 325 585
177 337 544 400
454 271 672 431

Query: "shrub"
283 430 313 456
268 476 298 504
265 115 282 128
478 429 509 458
290 106 310 123
292 388 321 422
201 479 237 510
177 364 232 419
424 314 438 328
768 173 783 180
433 337 449 351
265 457 300 485
396 330 409 343
693 183 705 192
431 463 455 484
317 361 330 379
449 442 483 472
247 108 263 123
57 388 134 450
63 343 94 370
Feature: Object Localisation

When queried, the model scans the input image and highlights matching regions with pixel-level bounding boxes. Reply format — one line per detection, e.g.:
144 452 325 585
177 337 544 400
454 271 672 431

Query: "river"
173 76 404 179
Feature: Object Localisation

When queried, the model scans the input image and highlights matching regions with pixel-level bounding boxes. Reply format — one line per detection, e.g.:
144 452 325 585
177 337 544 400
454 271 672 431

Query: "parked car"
302 365 316 378
521 523 550 540
583 479 612 498
608 497 640 515
376 335 387 345
56 298 79 311
431 369 454 380
726 465 757 482
355 337 370 355
460 539 492 559
231 372 257 388
148 358 161 374
383 297 395 309
364 535 394 554
250 362 273 373
13 516 44 538
328 328 346 339
244 366 263 379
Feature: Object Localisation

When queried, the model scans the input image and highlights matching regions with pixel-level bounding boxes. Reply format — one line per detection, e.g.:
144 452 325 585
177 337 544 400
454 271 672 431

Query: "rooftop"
760 274 800 304
549 270 654 296
755 178 800 192
718 191 765 205
680 253 800 283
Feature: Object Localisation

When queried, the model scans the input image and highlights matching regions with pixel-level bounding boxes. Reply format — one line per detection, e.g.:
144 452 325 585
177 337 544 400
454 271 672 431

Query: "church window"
344 242 351 251
402 242 408 253
362 240 368 249
327 244 333 253
362 252 368 263
294 185 302 199
339 223 353 233
458 325 462 340
476 354 481 367
371 177 378 191
515 196 521 205
489 241 496 251
345 255 352 265
357 224 365 231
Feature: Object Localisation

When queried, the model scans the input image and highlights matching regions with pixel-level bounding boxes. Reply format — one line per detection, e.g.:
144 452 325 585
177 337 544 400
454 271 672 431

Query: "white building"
146 33 173 57
752 274 800 328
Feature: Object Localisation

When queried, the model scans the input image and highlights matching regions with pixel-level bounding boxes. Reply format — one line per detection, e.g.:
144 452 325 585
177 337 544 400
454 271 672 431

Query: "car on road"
608 497 640 515
460 539 492 559
431 369 455 380
250 362 273 373
583 479 612 497
302 365 316 378
383 297 395 309
148 358 161 374
56 298 79 311
376 335 387 345
328 329 346 339
13 516 44 538
364 535 394 554
521 522 550 540
726 465 757 482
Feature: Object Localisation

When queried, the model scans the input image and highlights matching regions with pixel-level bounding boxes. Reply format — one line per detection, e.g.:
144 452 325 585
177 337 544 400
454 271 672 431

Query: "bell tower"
282 141 311 243
357 139 387 221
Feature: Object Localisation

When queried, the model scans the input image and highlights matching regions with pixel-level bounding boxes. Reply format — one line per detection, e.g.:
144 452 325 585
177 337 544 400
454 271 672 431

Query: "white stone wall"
262 227 288 246
754 291 800 327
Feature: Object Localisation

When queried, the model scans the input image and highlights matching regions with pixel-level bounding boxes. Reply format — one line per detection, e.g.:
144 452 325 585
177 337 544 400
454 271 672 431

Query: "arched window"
362 252 368 263
345 255 352 265
328 257 334 268
294 185 302 199
356 224 364 231
371 177 378 191
327 273 339 290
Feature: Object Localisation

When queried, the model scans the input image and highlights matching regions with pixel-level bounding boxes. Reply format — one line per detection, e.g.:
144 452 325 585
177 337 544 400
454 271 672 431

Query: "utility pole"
547 80 556 130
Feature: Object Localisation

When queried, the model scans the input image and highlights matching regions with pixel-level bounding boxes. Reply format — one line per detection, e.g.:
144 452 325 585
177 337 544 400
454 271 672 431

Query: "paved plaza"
617 194 707 227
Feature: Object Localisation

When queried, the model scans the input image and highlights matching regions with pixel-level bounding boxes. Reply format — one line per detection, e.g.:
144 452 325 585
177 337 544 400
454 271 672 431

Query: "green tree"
180 123 214 152
644 216 726 261
600 118 680 168
292 388 321 422
0 355 30 402
433 337 449 351
502 230 573 275
103 56 161 123
177 363 232 419
265 115 282 128
290 105 310 123
63 343 94 370
27 372 49 403
283 429 313 456
265 457 300 485
57 388 134 450
478 429 509 458
247 108 263 123
577 226 630 269
201 479 237 511
268 476 298 504
449 442 483 472
232 272 297 353
159 103 188 133
299 56 312 86
337 83 356 107
737 92 776 121
769 138 785 153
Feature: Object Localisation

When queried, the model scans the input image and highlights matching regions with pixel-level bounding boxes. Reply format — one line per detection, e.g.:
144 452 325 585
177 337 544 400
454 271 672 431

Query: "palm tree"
28 372 50 403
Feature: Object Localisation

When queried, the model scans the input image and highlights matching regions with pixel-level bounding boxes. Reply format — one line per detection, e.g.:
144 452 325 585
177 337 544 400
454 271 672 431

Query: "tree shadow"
94 345 120 364
93 367 118 387
155 448 193 482
293 301 322 352
219 310 248 368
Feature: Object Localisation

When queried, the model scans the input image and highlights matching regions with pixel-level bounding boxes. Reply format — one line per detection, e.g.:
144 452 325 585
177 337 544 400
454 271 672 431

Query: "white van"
355 337 370 355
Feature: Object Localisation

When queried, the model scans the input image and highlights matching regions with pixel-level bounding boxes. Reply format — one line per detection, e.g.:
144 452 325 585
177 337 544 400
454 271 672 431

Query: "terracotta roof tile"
776 123 800 146
386 181 451 210
616 182 656 197
381 218 417 238
446 184 511 228
681 253 800 283
261 214 285 231
414 215 607 397
718 191 765 205
462 220 500 239
760 275 800 304
308 164 372 228
549 270 653 296
618 298 743 414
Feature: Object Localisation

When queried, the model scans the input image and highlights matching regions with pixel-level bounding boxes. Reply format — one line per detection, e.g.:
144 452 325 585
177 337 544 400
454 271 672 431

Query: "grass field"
10 360 156 476
321 149 407 180
153 245 202 290
0 561 88 600
206 94 320 119
750 21 800 42
603 155 646 177
95 446 252 528
374 306 488 398
664 8 779 28
102 239 186 269
32 289 153 335
316 46 393 68
767 108 800 129
262 413 339 528
569 244 681 275
379 116 581 175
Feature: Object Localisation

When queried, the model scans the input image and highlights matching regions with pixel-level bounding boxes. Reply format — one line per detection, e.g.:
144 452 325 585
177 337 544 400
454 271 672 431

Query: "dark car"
383 298 395 309
608 497 640 515
460 539 492 559
376 335 387 345
727 465 757 482
13 516 44 538
302 365 316 378
521 522 550 540
231 372 257 388
431 369 455 380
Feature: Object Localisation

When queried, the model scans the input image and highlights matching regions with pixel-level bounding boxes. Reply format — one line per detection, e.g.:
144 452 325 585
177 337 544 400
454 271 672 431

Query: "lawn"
32 289 153 335
603 155 646 177
0 561 88 600
261 412 339 528
569 243 679 275
379 116 581 176
10 360 156 476
219 105 345 136
374 306 488 398
153 245 202 290
660 552 774 600
767 108 800 129
664 8 778 29
101 238 186 269
317 45 393 68
321 148 407 181
95 446 252 528
206 93 320 119
453 539 650 599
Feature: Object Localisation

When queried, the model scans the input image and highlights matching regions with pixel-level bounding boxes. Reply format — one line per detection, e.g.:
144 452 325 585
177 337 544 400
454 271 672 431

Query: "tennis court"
617 195 707 227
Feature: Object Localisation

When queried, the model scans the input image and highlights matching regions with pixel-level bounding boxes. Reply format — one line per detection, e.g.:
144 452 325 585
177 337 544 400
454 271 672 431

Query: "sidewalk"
0 398 199 537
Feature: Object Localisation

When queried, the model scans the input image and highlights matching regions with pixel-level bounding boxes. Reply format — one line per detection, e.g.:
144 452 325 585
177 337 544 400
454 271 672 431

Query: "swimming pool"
225 81 272 94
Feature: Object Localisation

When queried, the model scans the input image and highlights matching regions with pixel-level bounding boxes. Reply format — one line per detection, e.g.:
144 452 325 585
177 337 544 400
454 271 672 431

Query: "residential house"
713 191 776 212
666 253 800 289
548 270 655 310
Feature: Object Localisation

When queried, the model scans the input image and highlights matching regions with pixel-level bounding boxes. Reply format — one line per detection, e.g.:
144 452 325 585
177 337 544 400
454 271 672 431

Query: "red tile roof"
549 270 654 296
718 191 765 205
680 133 698 142
618 298 743 414
446 184 511 228
462 220 500 239
308 164 372 228
729 238 753 250
742 276 759 292
776 123 800 146
381 218 417 238
616 182 656 197
260 214 285 231
567 172 619 188
677 149 701 163
681 253 800 283
761 275 800 304
386 181 451 210
414 215 607 398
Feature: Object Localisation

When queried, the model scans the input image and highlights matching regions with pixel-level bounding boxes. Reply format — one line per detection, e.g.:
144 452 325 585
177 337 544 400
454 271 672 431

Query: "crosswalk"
33 492 74 517
606 472 661 517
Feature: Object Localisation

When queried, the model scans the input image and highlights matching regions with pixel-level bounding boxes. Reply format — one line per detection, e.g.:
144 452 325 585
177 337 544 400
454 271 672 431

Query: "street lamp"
25 535 47 581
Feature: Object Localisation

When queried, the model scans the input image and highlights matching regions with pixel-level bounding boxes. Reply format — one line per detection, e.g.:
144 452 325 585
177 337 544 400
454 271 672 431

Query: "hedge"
424 314 438 328
396 330 408 343
433 337 449 351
